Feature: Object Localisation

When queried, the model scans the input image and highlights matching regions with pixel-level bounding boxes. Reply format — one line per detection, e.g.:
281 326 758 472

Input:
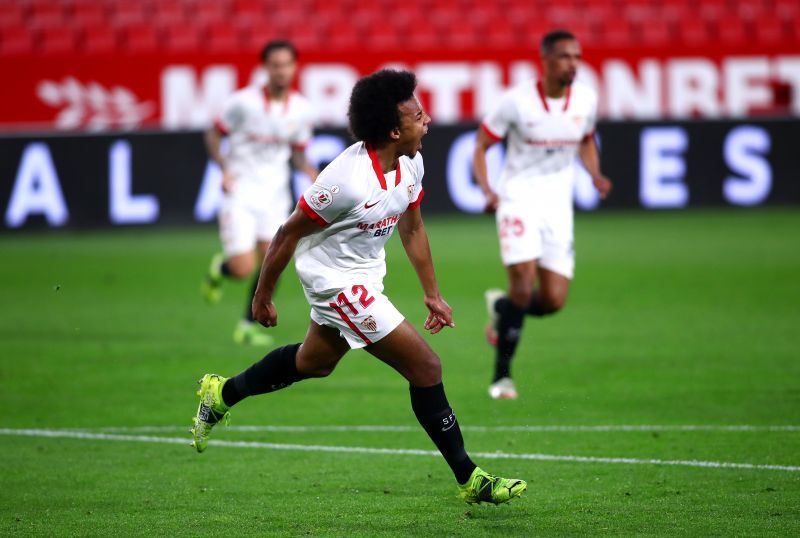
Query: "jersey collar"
366 143 401 190
263 86 291 115
536 81 571 113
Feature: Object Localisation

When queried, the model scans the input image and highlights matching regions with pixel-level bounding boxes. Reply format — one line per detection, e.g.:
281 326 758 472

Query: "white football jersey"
481 80 597 203
295 142 425 297
215 85 313 193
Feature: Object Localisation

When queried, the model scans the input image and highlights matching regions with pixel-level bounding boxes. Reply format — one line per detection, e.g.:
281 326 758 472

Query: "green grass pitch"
1 209 799 536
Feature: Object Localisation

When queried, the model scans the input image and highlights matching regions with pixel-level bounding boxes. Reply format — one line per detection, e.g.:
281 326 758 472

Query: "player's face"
264 48 298 91
396 96 431 157
542 38 581 87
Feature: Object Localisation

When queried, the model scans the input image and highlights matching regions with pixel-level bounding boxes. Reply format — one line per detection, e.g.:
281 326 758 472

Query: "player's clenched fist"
252 297 278 327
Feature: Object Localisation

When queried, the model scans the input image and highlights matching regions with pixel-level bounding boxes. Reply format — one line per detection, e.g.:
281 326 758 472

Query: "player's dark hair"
347 69 417 146
540 30 576 55
260 40 298 62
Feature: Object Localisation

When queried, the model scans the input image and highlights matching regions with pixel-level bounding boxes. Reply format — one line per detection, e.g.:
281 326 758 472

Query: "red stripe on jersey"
536 81 572 113
329 302 373 345
407 188 425 210
263 87 291 115
480 122 502 142
299 196 329 227
366 144 401 190
536 81 550 112
214 119 230 136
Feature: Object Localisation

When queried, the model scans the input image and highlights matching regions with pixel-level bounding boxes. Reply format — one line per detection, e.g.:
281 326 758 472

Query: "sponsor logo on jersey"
360 315 378 332
356 214 400 231
364 200 379 209
309 187 333 210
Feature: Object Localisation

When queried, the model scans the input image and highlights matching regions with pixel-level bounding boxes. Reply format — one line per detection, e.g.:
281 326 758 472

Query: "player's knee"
509 288 533 309
411 353 442 386
539 290 567 313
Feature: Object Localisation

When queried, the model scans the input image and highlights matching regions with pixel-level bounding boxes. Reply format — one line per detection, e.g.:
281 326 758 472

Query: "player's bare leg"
233 241 275 346
532 267 570 314
366 320 526 503
487 263 570 399
485 261 536 399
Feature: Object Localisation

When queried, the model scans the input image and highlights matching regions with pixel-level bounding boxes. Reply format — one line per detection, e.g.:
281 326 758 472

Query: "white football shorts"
306 281 405 349
218 183 292 257
495 200 575 279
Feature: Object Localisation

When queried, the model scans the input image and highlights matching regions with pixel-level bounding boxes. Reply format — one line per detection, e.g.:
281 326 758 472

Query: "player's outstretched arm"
578 134 612 199
473 128 500 212
398 207 455 334
252 206 321 327
291 147 319 182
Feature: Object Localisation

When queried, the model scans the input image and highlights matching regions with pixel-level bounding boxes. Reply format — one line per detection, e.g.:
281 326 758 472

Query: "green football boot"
458 467 527 505
190 374 230 453
233 320 274 347
201 252 225 304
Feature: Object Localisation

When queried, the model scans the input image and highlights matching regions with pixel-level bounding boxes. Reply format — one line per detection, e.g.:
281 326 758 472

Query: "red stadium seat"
774 0 799 22
0 3 25 29
122 24 160 53
715 15 748 46
82 26 119 54
71 3 107 27
752 15 787 45
39 27 77 54
163 25 201 52
111 3 148 27
676 18 708 46
29 1 66 28
206 24 241 53
287 25 322 51
156 1 187 26
599 19 633 47
0 27 34 55
638 20 672 47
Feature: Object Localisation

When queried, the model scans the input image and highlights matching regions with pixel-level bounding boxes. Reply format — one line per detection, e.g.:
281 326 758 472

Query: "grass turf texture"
1 209 799 536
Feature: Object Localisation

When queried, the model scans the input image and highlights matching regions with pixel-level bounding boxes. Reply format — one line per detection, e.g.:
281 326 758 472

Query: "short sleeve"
299 171 358 227
215 95 245 135
583 91 598 139
290 109 313 150
407 153 425 210
481 91 517 141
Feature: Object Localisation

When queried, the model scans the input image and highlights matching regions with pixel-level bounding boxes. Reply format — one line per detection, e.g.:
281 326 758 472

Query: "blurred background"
1 0 799 228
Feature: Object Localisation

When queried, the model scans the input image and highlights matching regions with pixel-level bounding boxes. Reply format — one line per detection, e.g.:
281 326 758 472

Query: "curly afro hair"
347 69 417 146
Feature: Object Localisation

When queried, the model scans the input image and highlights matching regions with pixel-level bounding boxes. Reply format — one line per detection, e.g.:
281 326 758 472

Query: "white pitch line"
1 428 798 473
87 424 800 434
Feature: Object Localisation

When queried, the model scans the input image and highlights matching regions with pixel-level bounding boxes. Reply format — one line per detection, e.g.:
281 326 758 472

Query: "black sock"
244 276 259 322
220 260 232 277
494 297 525 381
409 383 476 484
527 291 556 317
221 344 306 407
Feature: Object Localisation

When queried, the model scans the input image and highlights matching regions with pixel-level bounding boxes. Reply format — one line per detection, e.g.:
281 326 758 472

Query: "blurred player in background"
191 69 527 505
202 39 318 346
473 30 612 400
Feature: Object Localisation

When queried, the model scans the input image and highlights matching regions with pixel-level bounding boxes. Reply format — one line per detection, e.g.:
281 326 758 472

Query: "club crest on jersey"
309 188 333 210
408 184 415 201
360 315 378 332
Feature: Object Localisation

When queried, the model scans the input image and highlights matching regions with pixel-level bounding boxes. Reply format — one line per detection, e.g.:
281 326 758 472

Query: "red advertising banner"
3 44 799 131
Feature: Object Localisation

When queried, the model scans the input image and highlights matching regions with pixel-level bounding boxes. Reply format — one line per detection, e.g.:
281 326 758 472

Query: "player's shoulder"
570 82 598 104
506 79 536 100
318 142 368 185
401 152 424 180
